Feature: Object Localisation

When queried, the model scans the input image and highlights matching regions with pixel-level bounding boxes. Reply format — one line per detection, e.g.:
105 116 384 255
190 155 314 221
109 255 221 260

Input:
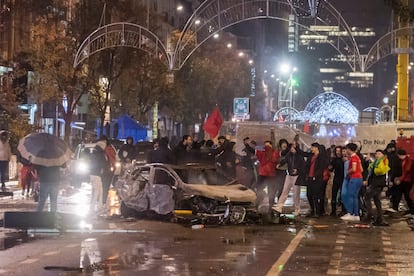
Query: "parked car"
70 143 121 187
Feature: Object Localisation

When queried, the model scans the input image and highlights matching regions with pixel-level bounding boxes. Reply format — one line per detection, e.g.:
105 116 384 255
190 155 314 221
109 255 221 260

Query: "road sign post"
233 98 250 120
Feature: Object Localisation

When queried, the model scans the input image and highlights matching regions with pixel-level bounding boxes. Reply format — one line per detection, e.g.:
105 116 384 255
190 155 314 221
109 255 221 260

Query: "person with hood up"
256 140 280 213
118 136 136 163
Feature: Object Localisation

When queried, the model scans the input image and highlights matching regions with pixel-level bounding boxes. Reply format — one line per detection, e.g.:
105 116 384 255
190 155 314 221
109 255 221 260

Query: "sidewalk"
0 179 122 223
0 180 24 198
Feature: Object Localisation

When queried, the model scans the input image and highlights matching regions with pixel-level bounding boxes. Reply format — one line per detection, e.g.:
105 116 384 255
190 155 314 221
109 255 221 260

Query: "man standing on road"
147 137 174 164
341 143 363 222
392 149 414 216
239 137 257 188
385 142 401 212
36 165 61 212
118 136 136 163
363 149 390 226
274 142 305 216
255 140 279 213
100 136 116 206
0 131 11 192
304 143 329 217
89 140 109 212
329 146 344 216
173 135 194 165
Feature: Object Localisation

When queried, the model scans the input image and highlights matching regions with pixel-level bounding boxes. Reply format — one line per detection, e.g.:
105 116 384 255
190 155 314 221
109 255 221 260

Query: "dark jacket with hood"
90 141 109 177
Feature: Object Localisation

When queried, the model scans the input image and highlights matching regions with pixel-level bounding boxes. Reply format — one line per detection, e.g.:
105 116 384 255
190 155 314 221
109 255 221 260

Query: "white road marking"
266 229 306 276
328 229 348 274
65 244 78 248
43 250 60 256
20 258 38 264
381 232 400 276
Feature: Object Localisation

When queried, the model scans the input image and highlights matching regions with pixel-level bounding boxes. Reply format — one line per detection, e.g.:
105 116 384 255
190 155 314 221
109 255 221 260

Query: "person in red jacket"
393 149 414 215
256 140 280 213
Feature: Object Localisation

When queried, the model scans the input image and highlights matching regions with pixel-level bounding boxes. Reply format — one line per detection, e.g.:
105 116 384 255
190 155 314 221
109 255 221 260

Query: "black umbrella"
17 133 72 167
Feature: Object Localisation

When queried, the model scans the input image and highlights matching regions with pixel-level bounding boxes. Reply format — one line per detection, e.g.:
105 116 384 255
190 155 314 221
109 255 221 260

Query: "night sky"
227 0 402 110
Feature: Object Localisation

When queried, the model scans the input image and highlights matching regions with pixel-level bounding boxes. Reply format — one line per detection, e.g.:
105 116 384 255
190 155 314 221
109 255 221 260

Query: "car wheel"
120 201 137 218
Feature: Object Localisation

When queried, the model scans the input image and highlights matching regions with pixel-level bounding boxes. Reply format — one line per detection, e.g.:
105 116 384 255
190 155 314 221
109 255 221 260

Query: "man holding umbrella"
36 165 61 212
18 132 71 212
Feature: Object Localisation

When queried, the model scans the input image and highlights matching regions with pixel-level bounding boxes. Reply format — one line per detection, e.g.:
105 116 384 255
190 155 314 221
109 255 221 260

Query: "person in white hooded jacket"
0 131 11 192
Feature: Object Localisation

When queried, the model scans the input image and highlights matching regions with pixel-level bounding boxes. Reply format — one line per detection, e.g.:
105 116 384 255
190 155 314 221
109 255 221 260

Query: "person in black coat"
89 141 110 211
302 143 330 217
118 136 136 163
147 137 175 164
172 135 194 165
36 165 61 212
274 142 306 215
216 140 237 180
329 146 344 216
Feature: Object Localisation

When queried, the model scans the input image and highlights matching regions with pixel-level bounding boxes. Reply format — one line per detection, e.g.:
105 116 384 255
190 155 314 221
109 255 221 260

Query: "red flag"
203 107 223 138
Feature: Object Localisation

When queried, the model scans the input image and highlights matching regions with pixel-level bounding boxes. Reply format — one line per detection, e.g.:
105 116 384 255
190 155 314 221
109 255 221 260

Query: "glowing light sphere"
304 92 359 124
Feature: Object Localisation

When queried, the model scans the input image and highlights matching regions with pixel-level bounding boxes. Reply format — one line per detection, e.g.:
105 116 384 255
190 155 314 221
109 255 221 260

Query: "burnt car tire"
120 201 137 218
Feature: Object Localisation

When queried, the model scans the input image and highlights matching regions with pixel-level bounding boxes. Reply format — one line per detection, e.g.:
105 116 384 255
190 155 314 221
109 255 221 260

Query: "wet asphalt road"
0 183 413 275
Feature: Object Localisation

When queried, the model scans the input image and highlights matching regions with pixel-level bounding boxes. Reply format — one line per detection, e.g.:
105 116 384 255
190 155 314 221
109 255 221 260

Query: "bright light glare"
238 52 244 57
280 63 290 73
195 19 201 25
177 5 183 11
227 43 232 48
79 220 93 231
76 160 89 174
248 59 253 64
213 33 219 39
72 186 92 217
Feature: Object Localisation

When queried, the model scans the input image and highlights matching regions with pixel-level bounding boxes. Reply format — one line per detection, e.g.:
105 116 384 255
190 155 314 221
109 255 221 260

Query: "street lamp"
279 63 297 121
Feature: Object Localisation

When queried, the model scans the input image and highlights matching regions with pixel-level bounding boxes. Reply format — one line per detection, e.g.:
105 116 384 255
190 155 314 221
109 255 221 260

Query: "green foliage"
173 35 252 126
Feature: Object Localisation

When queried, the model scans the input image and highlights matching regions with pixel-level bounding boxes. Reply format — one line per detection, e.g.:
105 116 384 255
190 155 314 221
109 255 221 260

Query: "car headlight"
76 160 90 174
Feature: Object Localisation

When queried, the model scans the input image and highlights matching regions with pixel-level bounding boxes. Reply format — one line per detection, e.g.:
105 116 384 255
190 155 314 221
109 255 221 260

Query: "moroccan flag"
203 107 223 138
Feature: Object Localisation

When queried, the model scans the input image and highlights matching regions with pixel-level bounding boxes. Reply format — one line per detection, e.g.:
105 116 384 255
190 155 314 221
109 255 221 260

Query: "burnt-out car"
114 163 257 224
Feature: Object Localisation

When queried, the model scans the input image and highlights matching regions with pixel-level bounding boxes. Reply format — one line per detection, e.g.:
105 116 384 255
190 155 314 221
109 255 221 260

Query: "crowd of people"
2 129 413 224
142 134 414 226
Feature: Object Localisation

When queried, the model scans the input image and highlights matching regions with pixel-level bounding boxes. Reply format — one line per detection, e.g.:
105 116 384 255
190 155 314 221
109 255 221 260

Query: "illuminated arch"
363 27 414 71
74 1 361 71
173 0 361 71
73 23 171 68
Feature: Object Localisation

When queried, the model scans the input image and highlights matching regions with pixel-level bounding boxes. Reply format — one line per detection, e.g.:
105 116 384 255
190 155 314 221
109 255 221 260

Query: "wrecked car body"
114 163 258 224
